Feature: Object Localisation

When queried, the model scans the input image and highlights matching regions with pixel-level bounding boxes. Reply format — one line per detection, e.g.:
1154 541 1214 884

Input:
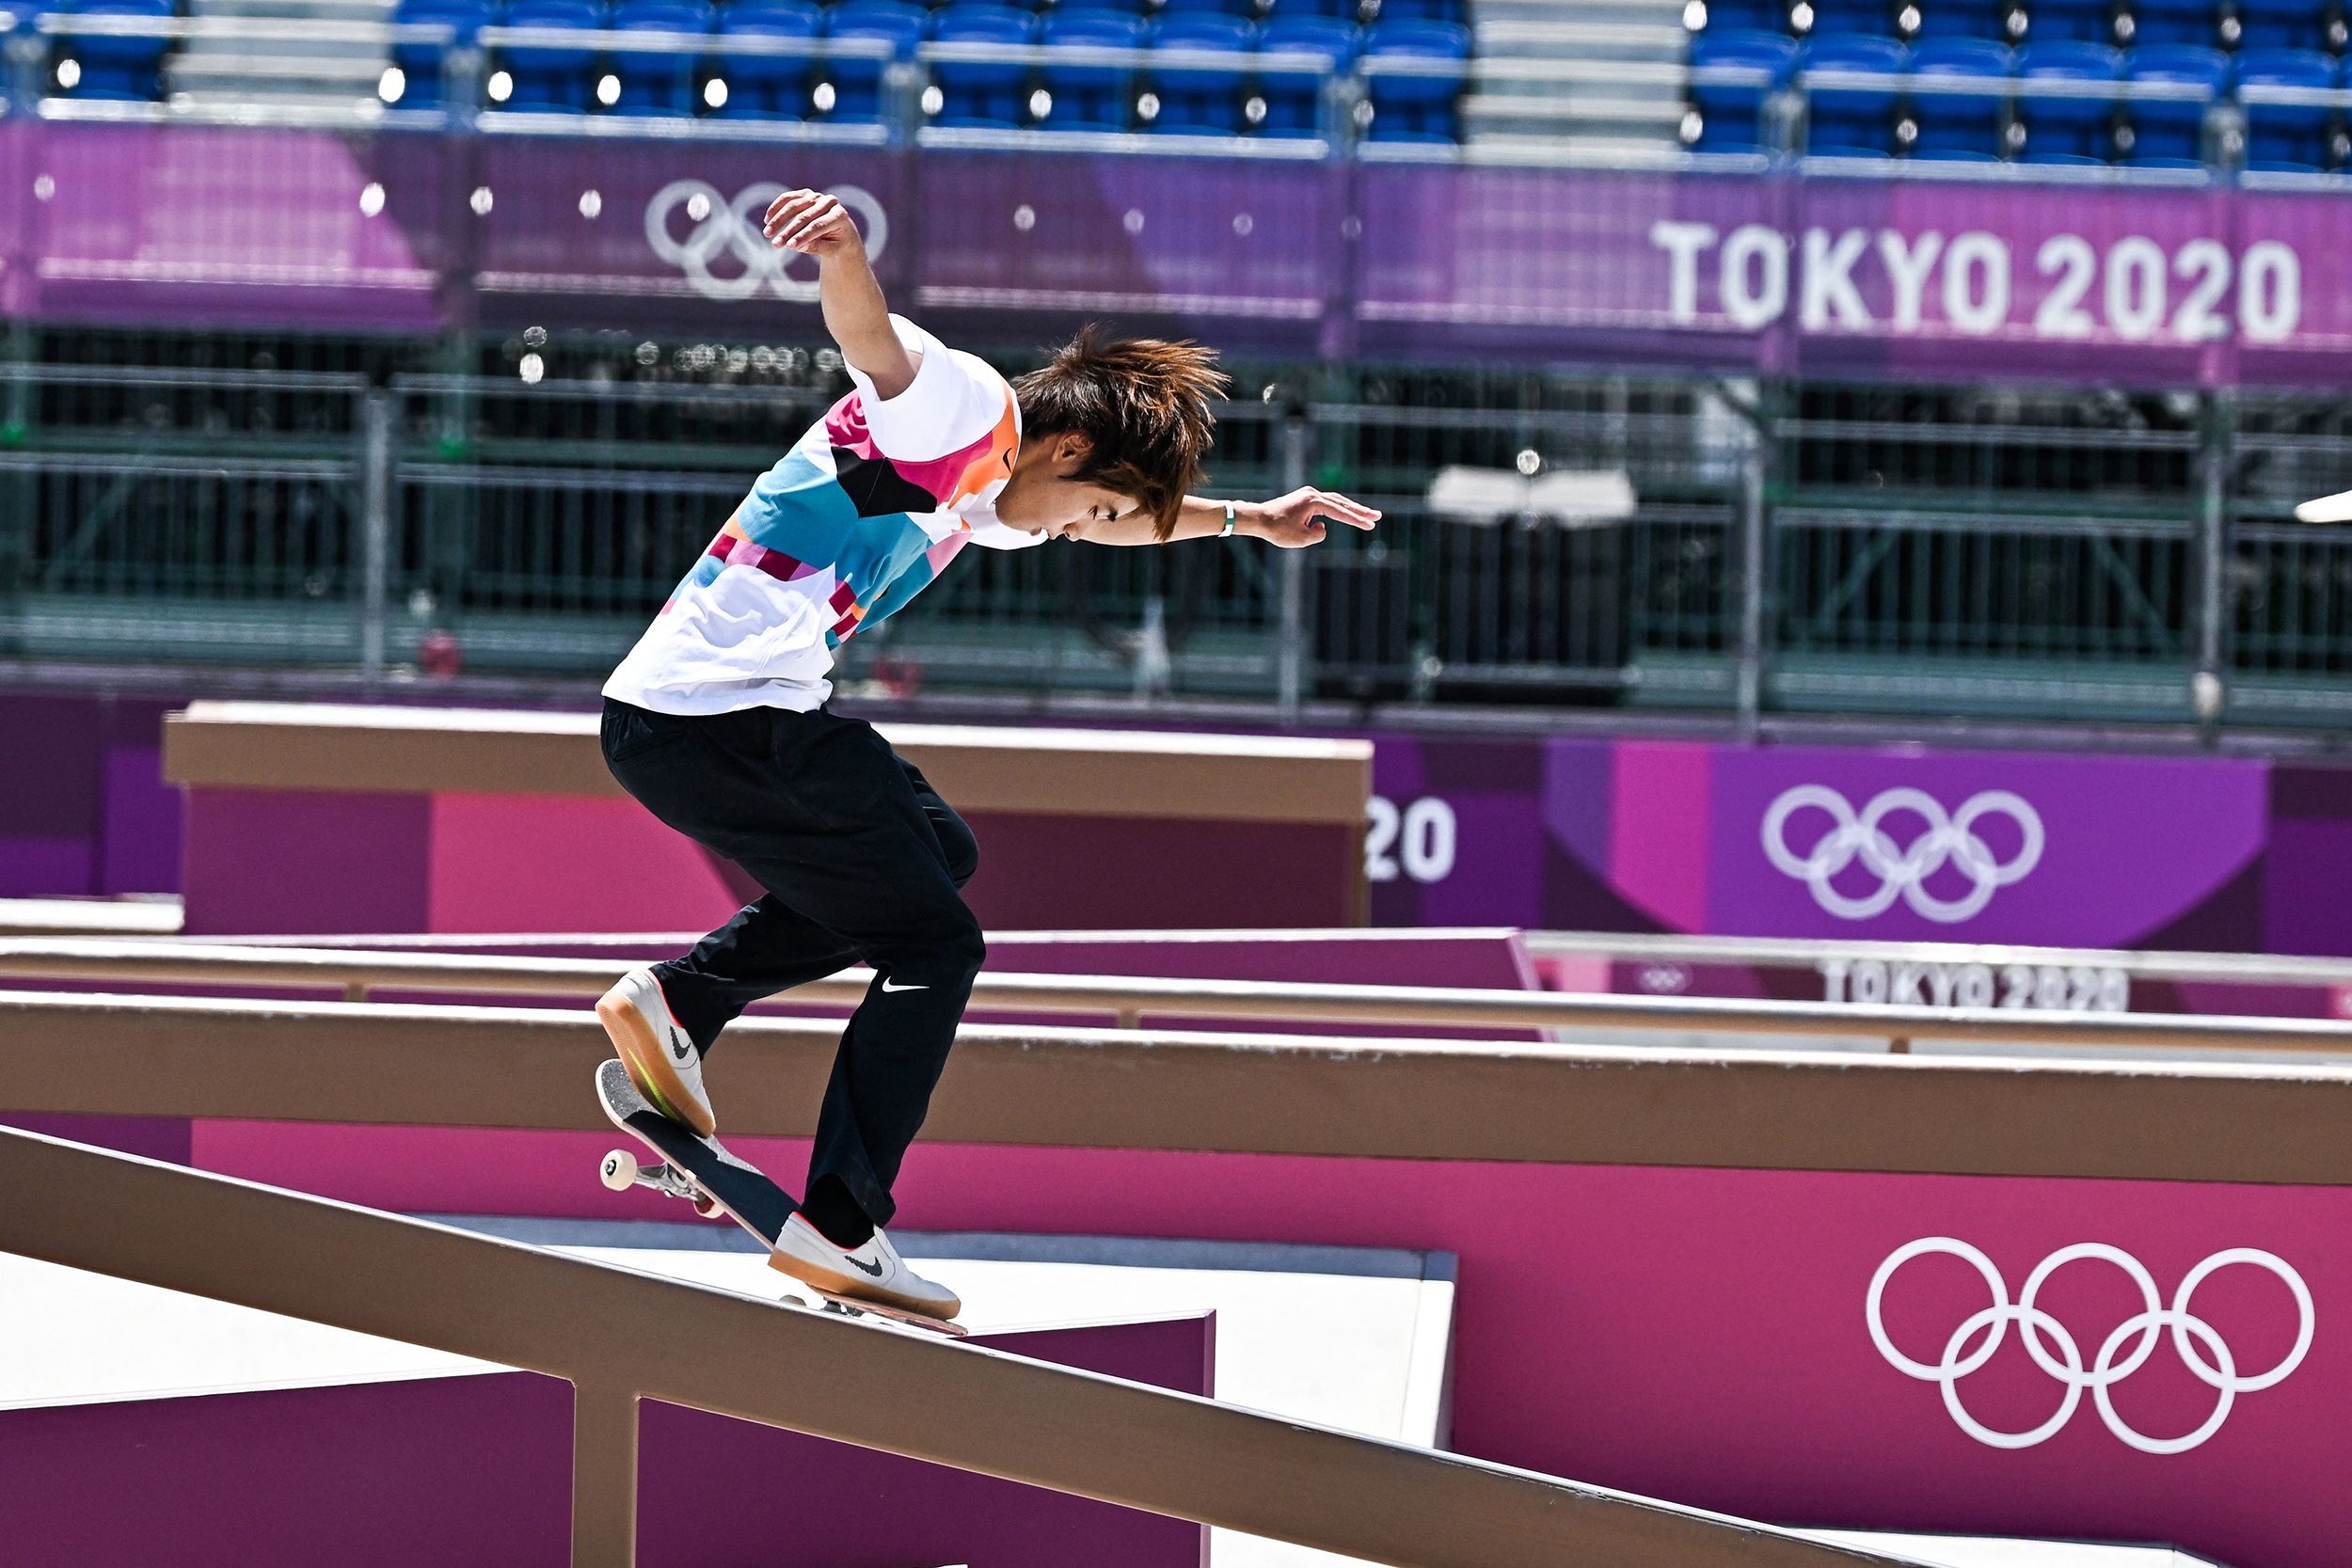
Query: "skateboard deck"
593 1058 966 1338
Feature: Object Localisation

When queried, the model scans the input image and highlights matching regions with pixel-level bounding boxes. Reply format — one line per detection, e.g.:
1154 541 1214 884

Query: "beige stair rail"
7 939 2352 1057
0 1127 1912 1568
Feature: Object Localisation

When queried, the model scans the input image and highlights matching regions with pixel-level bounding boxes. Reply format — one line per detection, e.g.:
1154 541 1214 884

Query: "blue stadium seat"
1051 0 1148 12
67 0 177 101
1151 14 1255 132
2234 45 2334 168
1361 17 1470 140
610 0 711 114
1374 0 1469 21
1809 0 1899 38
929 4 1035 127
1908 37 2011 154
1907 0 2008 40
391 0 495 105
1703 0 1791 29
1039 10 1145 129
2122 41 2221 160
2016 40 2118 156
714 0 820 118
2024 0 2113 41
501 0 605 111
2123 0 2214 44
824 0 925 119
1281 0 1373 18
1257 14 1355 133
1801 34 1905 152
1691 29 1796 149
2236 0 2331 49
1157 0 1254 15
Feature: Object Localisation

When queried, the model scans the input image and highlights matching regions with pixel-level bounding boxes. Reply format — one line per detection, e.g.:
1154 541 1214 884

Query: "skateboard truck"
599 1148 722 1218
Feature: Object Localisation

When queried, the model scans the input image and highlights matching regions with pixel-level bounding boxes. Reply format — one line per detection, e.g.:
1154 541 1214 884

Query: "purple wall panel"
637 1319 1212 1568
179 787 432 936
0 1112 192 1164
0 1372 576 1568
0 1322 1210 1568
0 693 103 896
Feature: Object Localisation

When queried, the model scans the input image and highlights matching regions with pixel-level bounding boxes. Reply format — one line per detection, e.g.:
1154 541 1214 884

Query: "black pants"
600 696 984 1229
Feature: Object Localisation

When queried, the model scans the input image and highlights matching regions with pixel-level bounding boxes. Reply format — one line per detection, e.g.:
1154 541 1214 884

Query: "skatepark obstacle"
5 986 2351 1182
8 938 2352 1059
0 1124 1915 1568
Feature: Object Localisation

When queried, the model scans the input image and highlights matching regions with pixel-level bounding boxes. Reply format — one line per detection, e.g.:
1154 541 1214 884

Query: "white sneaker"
771 1213 962 1320
595 966 716 1138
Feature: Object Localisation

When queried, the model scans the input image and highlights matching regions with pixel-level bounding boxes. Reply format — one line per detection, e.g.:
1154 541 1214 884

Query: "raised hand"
763 189 860 258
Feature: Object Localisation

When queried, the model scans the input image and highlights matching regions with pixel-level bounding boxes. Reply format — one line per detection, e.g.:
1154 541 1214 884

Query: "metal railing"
8 937 2352 1056
0 1124 1910 1568
5 357 2350 725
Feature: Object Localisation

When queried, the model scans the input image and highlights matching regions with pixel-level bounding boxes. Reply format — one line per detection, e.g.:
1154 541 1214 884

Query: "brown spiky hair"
1011 326 1230 542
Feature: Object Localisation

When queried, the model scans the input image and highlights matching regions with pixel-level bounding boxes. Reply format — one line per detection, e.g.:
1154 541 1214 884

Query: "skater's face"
996 433 1137 541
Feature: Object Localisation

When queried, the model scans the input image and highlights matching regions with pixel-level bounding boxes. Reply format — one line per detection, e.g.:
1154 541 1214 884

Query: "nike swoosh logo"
668 1026 694 1062
880 979 928 993
847 1253 884 1277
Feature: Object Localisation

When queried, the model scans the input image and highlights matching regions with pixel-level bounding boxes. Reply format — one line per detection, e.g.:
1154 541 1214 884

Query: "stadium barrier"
6 357 2349 725
0 1124 1914 1568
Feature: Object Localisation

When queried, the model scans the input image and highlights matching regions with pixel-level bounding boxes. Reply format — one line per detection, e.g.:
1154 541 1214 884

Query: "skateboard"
593 1058 967 1338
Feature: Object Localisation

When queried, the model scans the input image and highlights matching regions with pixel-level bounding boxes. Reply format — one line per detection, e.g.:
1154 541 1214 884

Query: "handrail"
0 1126 1911 1568
1522 927 2352 990
917 40 1329 76
38 12 456 43
8 990 2351 1183
7 938 2352 1056
475 24 894 58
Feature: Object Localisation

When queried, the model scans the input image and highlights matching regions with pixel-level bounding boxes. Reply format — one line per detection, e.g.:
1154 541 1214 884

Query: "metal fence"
1 358 2346 728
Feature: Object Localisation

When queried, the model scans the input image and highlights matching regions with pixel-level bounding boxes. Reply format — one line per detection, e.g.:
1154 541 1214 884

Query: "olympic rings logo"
1761 784 2044 924
643 182 889 303
1867 1238 2315 1455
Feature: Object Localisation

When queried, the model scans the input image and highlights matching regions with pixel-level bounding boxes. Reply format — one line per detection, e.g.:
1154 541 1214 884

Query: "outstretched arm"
763 188 916 400
1074 488 1382 547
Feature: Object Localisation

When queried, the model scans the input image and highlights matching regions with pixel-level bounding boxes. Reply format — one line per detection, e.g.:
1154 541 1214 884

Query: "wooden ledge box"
162 702 1372 937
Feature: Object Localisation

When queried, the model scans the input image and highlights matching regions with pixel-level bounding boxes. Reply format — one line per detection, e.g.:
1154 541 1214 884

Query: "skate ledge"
160 699 1373 823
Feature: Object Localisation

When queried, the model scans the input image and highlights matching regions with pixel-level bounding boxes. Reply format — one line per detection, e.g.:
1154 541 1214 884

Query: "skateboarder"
595 186 1378 1318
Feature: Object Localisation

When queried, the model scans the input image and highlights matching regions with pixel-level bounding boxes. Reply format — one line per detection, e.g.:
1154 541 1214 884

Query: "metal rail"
8 990 2352 1184
1523 928 2352 990
6 938 2352 1056
0 1126 1909 1568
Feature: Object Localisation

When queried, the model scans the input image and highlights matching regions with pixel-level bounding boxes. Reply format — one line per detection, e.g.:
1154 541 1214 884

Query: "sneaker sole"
596 984 716 1140
767 1248 961 1321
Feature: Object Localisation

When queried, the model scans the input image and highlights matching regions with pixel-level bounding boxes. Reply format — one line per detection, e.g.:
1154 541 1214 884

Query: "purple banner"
10 119 2352 382
1373 734 2352 958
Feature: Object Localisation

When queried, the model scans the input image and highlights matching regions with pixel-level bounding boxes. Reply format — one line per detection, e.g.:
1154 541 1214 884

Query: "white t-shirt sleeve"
962 514 1052 551
842 314 1009 463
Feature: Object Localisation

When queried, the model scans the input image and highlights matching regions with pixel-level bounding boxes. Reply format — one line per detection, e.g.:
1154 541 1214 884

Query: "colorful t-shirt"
604 315 1044 716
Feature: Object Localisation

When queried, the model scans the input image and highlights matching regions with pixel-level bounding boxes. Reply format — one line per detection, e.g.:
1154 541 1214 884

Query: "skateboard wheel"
598 1149 639 1192
691 1193 721 1219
